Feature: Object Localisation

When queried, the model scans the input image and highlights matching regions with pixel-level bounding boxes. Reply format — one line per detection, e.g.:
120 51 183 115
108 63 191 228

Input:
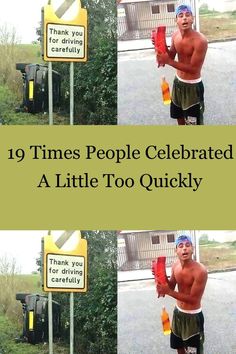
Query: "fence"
118 0 196 40
118 230 196 271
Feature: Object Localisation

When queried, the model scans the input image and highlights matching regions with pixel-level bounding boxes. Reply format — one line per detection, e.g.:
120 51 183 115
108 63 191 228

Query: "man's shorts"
170 307 205 354
171 76 205 125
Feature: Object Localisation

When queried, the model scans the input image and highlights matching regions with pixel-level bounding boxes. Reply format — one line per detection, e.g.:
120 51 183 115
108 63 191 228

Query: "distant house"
118 230 196 271
118 0 196 40
200 0 236 12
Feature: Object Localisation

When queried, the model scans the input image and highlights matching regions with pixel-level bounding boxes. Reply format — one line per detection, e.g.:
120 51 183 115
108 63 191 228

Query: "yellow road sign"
43 1 87 62
43 232 87 292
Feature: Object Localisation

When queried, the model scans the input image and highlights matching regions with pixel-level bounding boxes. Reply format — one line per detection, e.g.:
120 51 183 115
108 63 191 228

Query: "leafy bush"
231 10 236 18
54 0 117 125
54 231 117 354
231 240 236 248
0 257 40 325
0 314 68 354
199 3 210 15
199 5 220 16
199 234 209 244
74 37 117 125
0 85 17 117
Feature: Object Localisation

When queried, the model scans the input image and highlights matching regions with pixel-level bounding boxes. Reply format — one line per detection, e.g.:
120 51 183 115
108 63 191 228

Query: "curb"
118 276 154 283
208 37 236 44
118 268 236 283
118 46 153 53
208 267 236 274
118 37 236 53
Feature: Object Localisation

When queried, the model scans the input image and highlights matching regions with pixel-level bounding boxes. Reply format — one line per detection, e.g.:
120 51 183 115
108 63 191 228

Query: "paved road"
118 41 236 125
118 271 236 354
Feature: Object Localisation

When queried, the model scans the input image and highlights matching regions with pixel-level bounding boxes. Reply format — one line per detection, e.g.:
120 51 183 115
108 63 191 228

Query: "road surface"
118 271 236 353
118 41 236 125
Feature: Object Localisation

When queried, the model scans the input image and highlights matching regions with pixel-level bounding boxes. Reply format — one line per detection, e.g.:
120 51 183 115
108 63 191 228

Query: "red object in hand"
156 26 167 54
151 26 167 66
156 256 167 284
151 26 167 53
152 256 167 295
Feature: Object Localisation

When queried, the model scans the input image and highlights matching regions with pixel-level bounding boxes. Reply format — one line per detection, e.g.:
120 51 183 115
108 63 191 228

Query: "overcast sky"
0 230 46 274
0 230 81 274
0 1 46 43
0 1 82 44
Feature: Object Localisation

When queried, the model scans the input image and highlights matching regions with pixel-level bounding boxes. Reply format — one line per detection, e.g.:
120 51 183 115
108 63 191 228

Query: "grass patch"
15 43 42 64
0 314 68 354
0 273 69 354
0 43 69 125
2 110 72 125
0 272 42 324
200 12 236 41
2 111 69 125
0 273 40 291
15 274 42 293
200 242 236 271
199 240 220 246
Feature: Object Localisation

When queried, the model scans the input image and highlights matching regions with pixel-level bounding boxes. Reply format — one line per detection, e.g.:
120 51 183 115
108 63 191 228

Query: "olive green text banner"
0 126 235 229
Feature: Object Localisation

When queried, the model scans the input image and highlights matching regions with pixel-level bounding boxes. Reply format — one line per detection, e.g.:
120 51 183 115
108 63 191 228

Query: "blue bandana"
175 4 193 16
175 235 192 247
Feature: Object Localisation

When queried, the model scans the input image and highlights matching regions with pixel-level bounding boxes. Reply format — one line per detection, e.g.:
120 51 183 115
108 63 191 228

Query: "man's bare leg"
177 118 185 125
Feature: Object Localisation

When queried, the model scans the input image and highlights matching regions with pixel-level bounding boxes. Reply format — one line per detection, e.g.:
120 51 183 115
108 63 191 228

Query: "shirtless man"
157 4 208 125
157 235 208 354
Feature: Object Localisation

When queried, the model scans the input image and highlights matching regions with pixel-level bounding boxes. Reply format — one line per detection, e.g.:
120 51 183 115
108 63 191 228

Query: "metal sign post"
70 292 74 354
194 230 200 262
48 291 54 354
194 0 200 32
47 230 54 354
43 231 88 354
48 62 53 125
70 62 74 125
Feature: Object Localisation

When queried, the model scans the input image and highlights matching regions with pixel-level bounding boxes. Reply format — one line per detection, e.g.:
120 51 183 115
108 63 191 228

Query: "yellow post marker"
43 232 87 292
29 81 34 101
29 311 34 330
43 1 87 62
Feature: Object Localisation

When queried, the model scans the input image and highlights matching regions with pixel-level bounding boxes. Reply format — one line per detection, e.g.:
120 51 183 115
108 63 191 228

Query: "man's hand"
156 282 171 297
156 51 170 67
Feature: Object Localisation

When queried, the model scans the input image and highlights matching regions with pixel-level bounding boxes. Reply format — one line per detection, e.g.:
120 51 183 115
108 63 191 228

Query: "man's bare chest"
174 39 195 57
174 268 195 287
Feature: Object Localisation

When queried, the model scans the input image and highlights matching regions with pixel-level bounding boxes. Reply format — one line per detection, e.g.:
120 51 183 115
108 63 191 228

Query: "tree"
0 24 21 93
199 234 209 244
54 230 117 354
0 256 23 320
53 0 117 124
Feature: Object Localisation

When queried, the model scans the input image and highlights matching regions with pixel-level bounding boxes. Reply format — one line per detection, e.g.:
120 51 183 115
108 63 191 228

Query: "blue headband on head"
175 4 193 16
175 235 192 246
